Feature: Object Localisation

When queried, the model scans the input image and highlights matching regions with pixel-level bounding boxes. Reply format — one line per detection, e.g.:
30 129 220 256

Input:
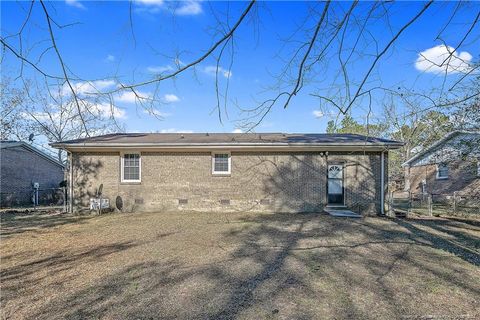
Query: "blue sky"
2 0 479 136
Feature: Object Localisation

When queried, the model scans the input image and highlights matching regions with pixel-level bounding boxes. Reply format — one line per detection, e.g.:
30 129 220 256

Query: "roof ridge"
402 130 480 167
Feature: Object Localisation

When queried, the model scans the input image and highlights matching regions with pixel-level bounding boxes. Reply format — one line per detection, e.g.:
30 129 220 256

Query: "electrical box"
90 198 109 210
33 182 39 189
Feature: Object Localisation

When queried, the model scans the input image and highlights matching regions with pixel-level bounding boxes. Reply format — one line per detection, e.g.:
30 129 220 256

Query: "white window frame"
212 152 231 175
436 163 448 180
121 152 141 183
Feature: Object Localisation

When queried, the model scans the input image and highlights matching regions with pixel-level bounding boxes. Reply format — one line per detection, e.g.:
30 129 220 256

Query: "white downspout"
69 151 74 213
380 150 385 215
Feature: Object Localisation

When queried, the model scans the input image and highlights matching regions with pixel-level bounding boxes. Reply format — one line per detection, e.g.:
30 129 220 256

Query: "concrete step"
324 208 361 218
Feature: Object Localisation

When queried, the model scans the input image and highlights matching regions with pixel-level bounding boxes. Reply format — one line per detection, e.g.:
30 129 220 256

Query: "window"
121 153 141 182
436 163 448 179
212 152 231 175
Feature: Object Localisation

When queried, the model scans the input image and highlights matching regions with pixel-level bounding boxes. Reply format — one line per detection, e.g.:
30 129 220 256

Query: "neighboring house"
402 131 480 196
0 141 65 207
51 133 403 215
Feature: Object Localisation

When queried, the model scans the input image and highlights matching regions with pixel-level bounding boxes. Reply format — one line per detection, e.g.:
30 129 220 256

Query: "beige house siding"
71 151 387 215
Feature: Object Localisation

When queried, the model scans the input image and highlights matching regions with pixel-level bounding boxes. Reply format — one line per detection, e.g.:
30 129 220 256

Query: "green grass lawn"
1 211 479 319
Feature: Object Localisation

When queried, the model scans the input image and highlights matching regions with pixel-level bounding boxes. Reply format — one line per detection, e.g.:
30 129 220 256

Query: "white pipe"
68 151 73 213
380 151 385 215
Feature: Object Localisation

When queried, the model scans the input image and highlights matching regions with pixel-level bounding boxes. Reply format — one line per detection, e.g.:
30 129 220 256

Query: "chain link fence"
390 191 480 217
0 187 67 211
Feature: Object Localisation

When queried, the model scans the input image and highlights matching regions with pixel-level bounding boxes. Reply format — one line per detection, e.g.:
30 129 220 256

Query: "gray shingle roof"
1 140 64 167
51 133 402 148
402 131 480 167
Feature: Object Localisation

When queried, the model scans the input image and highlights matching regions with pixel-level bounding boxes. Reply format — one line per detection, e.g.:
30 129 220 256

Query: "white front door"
327 164 344 205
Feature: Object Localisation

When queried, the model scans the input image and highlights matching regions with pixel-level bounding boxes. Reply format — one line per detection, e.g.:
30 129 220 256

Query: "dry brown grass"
1 211 479 319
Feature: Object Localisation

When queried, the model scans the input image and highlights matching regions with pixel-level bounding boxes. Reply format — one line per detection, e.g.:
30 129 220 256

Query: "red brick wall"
408 160 479 196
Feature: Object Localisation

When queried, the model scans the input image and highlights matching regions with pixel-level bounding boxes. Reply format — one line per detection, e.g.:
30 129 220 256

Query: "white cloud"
136 0 164 6
157 128 194 133
65 0 86 10
312 110 324 118
105 54 115 62
62 80 116 96
136 0 202 16
115 91 152 104
92 103 127 119
162 94 180 103
147 65 174 73
415 45 472 74
203 65 232 78
142 108 170 118
23 103 126 122
232 129 243 133
176 1 202 15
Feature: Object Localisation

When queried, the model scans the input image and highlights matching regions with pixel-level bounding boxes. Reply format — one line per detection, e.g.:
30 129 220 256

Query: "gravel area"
1 211 479 319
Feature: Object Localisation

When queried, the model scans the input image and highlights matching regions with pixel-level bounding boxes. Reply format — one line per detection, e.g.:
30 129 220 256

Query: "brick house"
0 141 65 207
51 133 403 215
402 131 480 197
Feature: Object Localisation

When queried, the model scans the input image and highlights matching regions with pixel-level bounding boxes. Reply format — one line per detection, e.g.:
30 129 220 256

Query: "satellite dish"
28 133 34 142
96 184 103 197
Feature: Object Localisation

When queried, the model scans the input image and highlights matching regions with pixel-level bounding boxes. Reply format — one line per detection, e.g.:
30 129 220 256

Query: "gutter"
51 142 404 150
68 151 73 214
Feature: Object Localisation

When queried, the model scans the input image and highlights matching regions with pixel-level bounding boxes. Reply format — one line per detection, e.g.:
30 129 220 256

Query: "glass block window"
436 163 448 179
122 153 141 182
212 153 230 174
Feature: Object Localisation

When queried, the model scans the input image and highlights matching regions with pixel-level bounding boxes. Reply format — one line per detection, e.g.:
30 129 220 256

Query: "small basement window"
121 153 141 182
212 152 231 175
436 163 448 180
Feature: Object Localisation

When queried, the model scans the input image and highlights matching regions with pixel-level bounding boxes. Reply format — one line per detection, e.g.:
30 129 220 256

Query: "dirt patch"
1 212 479 319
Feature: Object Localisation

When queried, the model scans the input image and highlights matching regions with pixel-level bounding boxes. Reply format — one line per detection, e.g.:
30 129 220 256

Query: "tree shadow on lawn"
391 218 480 264
0 241 143 308
0 212 95 239
27 213 480 320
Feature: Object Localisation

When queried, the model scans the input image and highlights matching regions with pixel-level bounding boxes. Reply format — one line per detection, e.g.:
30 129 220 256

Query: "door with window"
327 164 344 205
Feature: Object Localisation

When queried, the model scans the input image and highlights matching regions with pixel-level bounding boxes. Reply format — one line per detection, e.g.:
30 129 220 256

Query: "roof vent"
180 134 184 139
206 132 209 136
232 137 236 141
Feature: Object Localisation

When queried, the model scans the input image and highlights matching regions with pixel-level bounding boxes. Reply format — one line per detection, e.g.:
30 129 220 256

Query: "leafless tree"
1 0 479 133
1 77 123 162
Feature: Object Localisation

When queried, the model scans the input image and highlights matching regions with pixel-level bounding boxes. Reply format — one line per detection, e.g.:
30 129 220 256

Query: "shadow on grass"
0 213 95 239
20 213 480 319
391 218 480 265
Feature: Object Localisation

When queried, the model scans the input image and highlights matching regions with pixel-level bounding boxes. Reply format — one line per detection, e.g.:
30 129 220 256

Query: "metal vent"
220 199 230 205
179 199 188 205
